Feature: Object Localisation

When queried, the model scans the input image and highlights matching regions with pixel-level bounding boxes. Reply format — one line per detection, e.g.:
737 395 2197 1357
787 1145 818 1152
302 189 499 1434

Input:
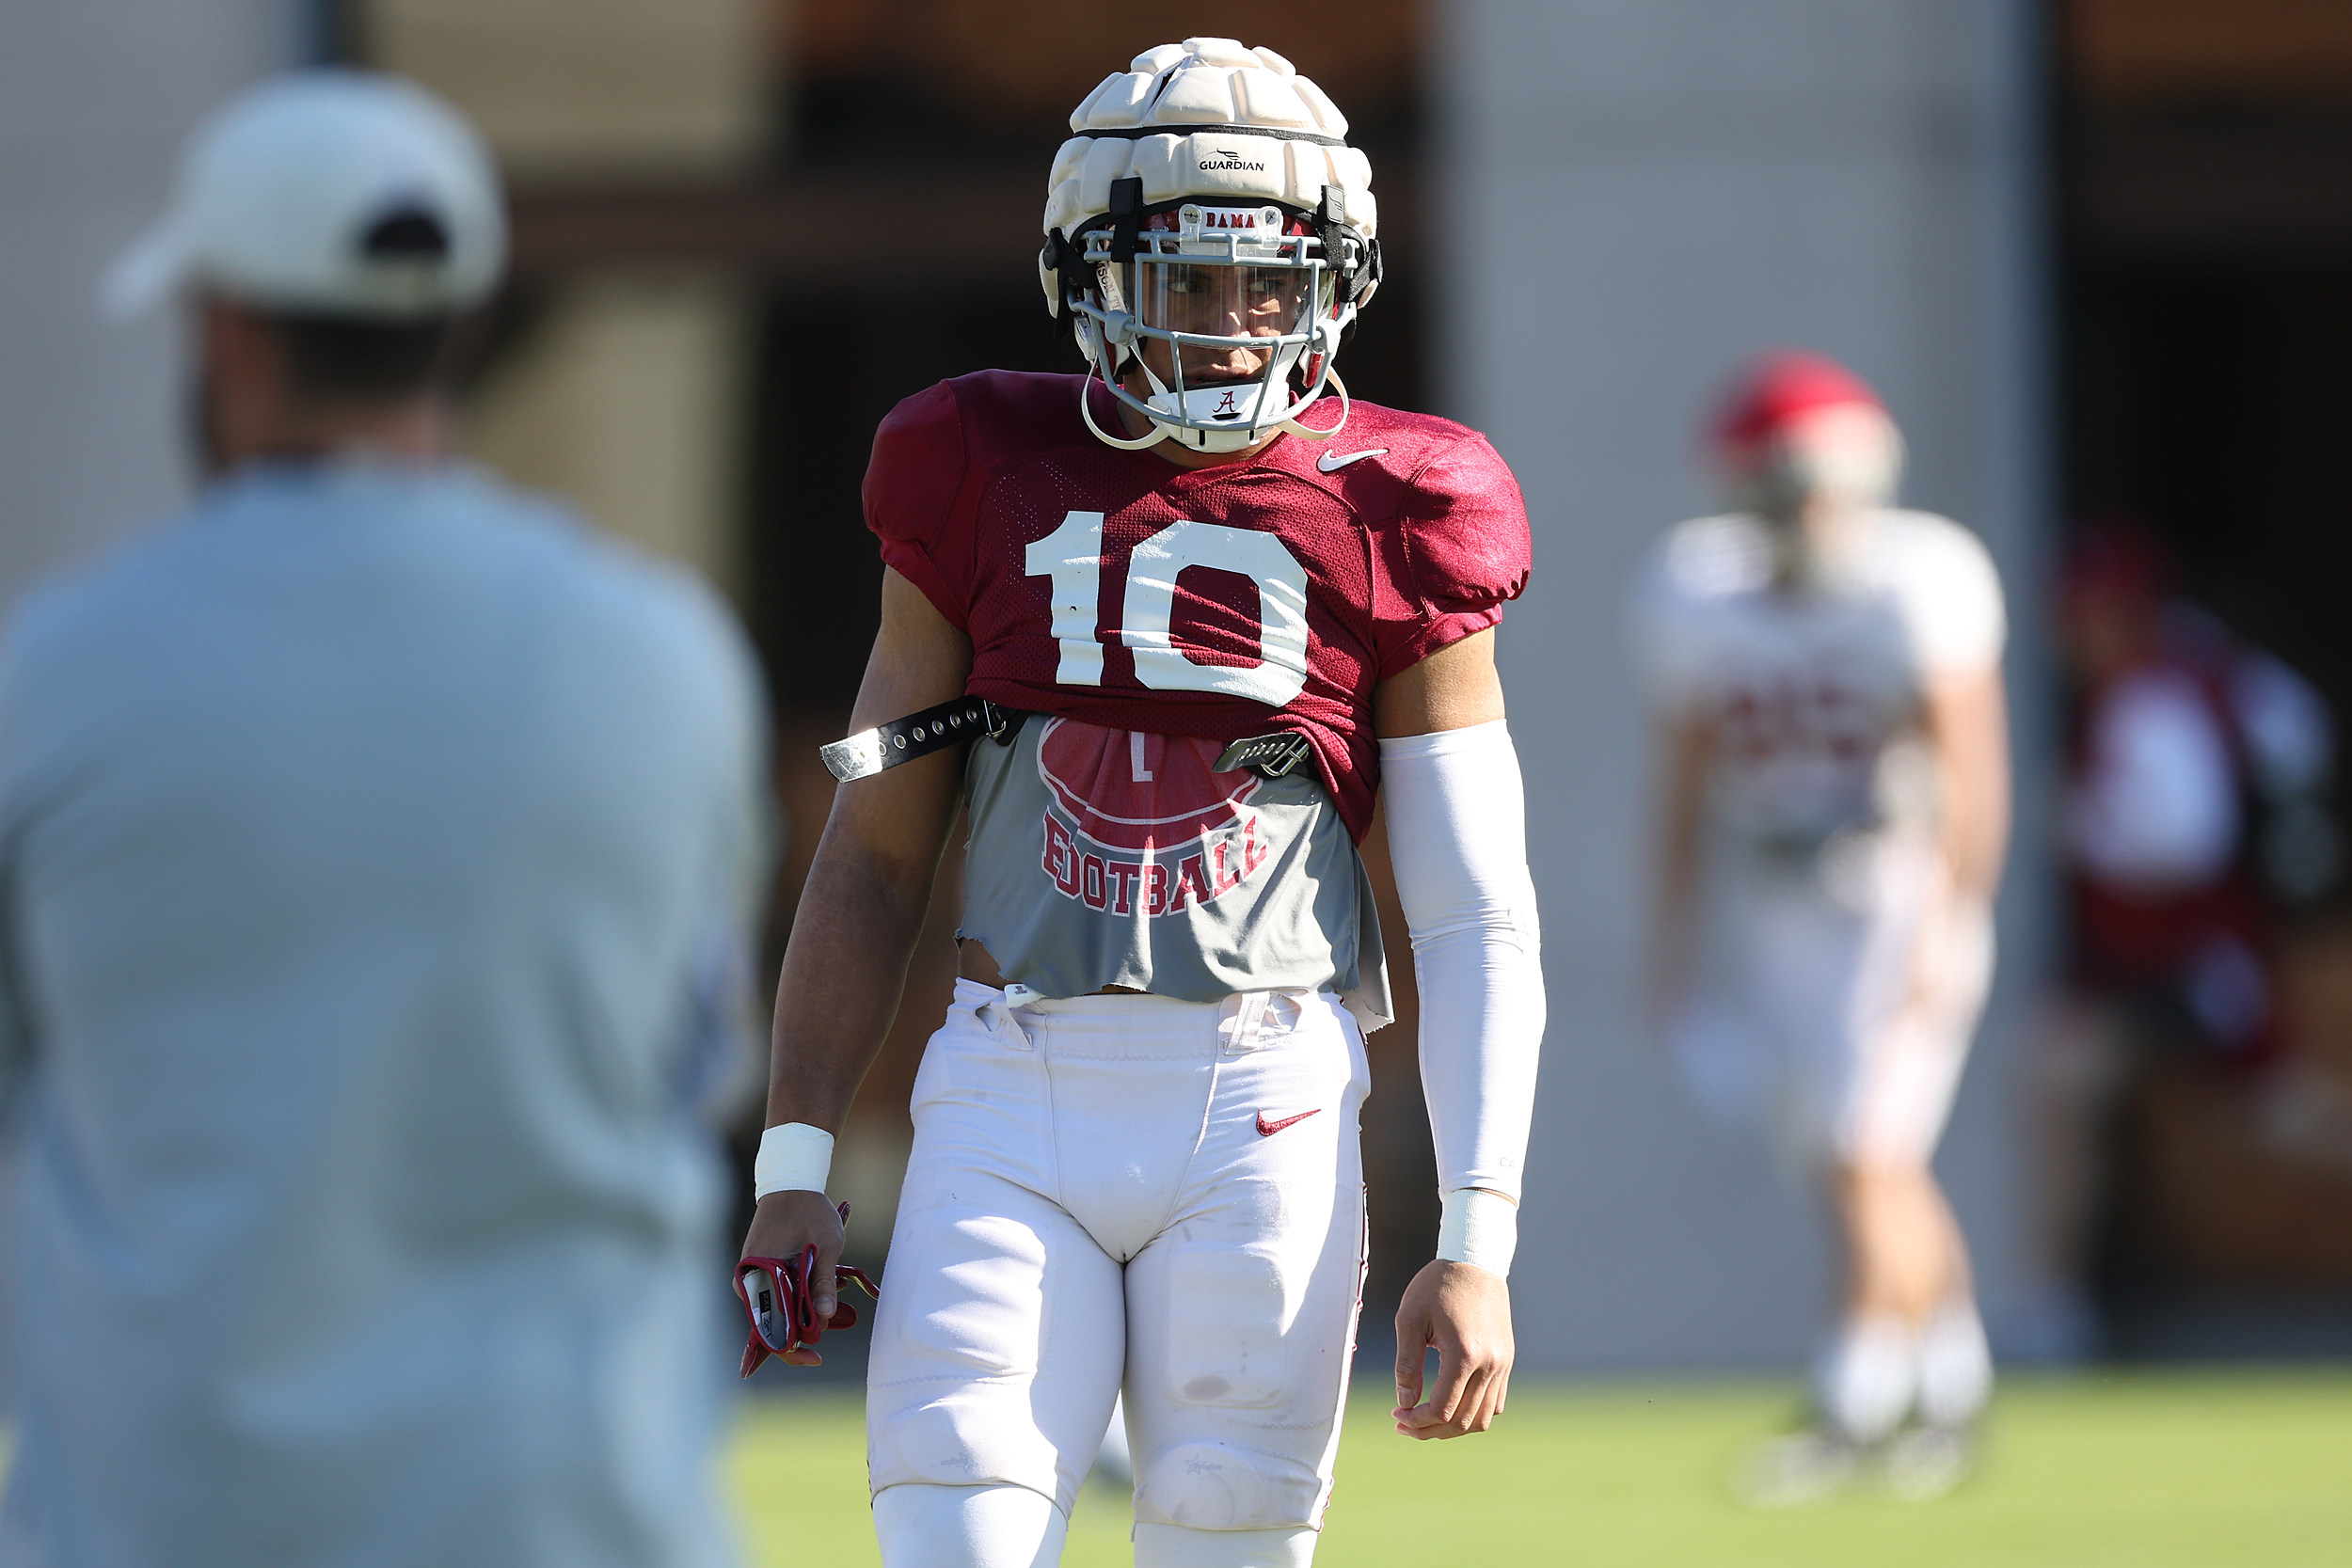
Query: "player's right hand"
740 1189 847 1367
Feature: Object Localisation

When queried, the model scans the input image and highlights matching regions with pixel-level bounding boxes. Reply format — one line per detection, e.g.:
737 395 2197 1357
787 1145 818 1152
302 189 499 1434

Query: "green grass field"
728 1371 2352 1567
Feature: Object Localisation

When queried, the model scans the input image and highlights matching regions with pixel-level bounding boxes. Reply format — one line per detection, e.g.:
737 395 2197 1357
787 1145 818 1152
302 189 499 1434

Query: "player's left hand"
740 1188 848 1367
1392 1259 1514 1439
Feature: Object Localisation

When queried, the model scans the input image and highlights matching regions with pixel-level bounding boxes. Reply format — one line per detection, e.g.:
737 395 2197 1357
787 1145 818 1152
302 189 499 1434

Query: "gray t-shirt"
960 715 1391 1028
0 460 766 1568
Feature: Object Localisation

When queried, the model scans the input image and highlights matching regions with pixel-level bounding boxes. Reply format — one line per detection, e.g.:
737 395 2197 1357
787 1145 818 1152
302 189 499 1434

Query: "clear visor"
1136 262 1308 341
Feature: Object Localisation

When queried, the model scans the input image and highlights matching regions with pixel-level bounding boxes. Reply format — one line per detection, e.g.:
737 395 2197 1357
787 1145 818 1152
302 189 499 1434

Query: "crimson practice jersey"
866 372 1531 842
866 371 1531 1010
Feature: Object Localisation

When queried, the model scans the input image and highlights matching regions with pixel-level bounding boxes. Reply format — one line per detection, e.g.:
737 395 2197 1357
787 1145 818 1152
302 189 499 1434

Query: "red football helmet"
1710 351 1903 518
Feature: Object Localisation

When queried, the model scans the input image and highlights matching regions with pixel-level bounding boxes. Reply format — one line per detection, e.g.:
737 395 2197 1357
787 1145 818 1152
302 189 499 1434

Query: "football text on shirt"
1036 721 1273 917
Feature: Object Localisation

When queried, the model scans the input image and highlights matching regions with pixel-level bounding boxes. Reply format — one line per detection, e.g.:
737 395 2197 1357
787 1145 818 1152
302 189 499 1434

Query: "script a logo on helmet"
1036 718 1270 918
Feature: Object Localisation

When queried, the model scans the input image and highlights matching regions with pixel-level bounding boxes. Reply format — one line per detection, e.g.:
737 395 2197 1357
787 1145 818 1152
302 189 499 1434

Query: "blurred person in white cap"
0 71 766 1567
1634 353 2010 1504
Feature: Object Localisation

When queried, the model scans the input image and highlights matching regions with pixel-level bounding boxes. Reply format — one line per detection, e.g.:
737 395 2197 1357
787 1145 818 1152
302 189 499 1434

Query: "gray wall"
0 1 285 610
1434 1 2052 1369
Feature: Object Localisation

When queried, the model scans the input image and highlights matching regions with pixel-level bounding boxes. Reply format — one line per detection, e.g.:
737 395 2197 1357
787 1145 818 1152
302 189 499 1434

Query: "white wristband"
754 1122 834 1200
1437 1187 1518 1277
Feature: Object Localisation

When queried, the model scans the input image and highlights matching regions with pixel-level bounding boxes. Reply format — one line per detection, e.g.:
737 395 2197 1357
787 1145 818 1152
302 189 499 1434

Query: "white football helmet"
1039 39 1382 453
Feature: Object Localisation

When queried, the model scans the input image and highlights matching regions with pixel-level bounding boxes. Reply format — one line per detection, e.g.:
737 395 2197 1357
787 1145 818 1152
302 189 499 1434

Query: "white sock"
1813 1314 1918 1442
1134 1523 1319 1568
1915 1297 1994 1428
873 1483 1068 1568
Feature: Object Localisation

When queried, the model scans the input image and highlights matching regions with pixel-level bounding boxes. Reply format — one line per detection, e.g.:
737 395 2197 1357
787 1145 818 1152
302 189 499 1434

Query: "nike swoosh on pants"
1255 1108 1322 1136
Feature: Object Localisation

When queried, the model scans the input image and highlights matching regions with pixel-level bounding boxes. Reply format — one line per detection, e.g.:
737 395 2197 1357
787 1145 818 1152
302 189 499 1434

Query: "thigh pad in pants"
866 985 1368 1530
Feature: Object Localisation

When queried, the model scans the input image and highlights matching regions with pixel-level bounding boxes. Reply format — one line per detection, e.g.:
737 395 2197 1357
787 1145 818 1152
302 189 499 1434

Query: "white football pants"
1670 831 1993 1169
867 980 1371 1567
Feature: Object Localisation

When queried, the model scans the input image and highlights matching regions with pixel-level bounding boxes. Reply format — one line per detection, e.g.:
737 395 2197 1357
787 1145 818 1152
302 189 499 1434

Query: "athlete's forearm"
741 797 952 1289
1929 668 2010 905
1946 785 2009 908
762 812 953 1132
761 565 973 1135
1375 640 1541 1278
1380 721 1544 1229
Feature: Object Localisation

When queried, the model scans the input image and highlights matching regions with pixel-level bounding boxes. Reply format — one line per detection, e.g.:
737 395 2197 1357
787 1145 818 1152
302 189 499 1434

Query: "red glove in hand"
733 1202 880 1377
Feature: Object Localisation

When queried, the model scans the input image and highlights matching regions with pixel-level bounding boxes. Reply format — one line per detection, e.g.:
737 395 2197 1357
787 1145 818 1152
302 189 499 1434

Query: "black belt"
820 698 1315 785
819 697 1023 783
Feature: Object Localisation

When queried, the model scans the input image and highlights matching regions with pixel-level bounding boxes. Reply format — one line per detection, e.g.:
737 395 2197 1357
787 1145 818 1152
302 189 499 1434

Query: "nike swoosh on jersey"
1255 1108 1323 1136
1315 448 1389 473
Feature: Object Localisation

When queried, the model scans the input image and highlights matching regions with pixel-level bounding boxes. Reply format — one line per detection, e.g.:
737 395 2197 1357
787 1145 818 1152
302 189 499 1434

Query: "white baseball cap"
103 71 506 322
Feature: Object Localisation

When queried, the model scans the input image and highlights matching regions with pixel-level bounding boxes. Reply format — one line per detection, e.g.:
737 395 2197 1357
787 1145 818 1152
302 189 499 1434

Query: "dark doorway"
2058 0 2352 1354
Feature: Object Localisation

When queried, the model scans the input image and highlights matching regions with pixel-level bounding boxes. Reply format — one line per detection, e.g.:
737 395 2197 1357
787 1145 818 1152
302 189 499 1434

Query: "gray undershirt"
958 715 1391 1030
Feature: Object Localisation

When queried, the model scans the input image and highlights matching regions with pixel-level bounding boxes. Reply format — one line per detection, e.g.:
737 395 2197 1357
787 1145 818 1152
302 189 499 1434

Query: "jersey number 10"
1025 510 1311 707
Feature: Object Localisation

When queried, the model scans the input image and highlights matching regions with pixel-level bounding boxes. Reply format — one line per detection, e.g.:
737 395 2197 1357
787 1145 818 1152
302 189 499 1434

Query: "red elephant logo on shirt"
1035 718 1269 917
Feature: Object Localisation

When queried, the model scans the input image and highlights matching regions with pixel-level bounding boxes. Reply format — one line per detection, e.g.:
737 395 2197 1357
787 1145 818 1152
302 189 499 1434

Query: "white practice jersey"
1635 509 2005 845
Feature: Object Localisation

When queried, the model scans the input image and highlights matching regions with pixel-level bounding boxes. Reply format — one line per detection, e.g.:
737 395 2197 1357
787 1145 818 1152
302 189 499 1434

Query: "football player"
738 37 1545 1568
1636 353 2010 1502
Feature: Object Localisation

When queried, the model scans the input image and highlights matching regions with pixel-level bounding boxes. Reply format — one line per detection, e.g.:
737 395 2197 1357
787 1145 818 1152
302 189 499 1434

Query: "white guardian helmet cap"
1040 39 1382 453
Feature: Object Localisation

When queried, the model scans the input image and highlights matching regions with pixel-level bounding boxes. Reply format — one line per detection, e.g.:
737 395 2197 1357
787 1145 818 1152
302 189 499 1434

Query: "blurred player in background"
739 37 1545 1568
1636 353 2010 1503
2036 525 2338 1347
0 74 766 1566
2059 526 2334 1053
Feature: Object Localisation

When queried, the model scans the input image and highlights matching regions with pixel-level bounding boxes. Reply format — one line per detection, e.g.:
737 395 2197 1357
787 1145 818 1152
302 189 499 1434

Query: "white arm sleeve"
1379 720 1546 1218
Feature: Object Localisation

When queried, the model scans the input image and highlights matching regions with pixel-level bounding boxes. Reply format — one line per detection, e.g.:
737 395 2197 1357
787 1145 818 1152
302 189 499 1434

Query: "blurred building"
2058 0 2352 1354
6 0 2352 1370
0 2 283 598
1446 0 2050 1370
367 0 771 595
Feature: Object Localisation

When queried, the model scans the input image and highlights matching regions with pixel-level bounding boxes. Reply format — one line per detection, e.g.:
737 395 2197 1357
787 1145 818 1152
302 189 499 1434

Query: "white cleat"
1731 1426 1864 1508
1880 1423 1977 1501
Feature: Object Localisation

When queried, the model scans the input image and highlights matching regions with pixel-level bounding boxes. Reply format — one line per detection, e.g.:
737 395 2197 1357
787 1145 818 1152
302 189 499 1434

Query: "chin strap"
1080 363 1352 454
1311 185 1379 310
1106 176 1145 264
1077 363 1171 451
1277 367 1350 444
1136 353 1267 453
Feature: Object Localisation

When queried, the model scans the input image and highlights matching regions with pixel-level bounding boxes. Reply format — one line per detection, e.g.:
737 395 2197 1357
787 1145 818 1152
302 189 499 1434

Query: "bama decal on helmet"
1036 718 1271 917
1183 204 1280 233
